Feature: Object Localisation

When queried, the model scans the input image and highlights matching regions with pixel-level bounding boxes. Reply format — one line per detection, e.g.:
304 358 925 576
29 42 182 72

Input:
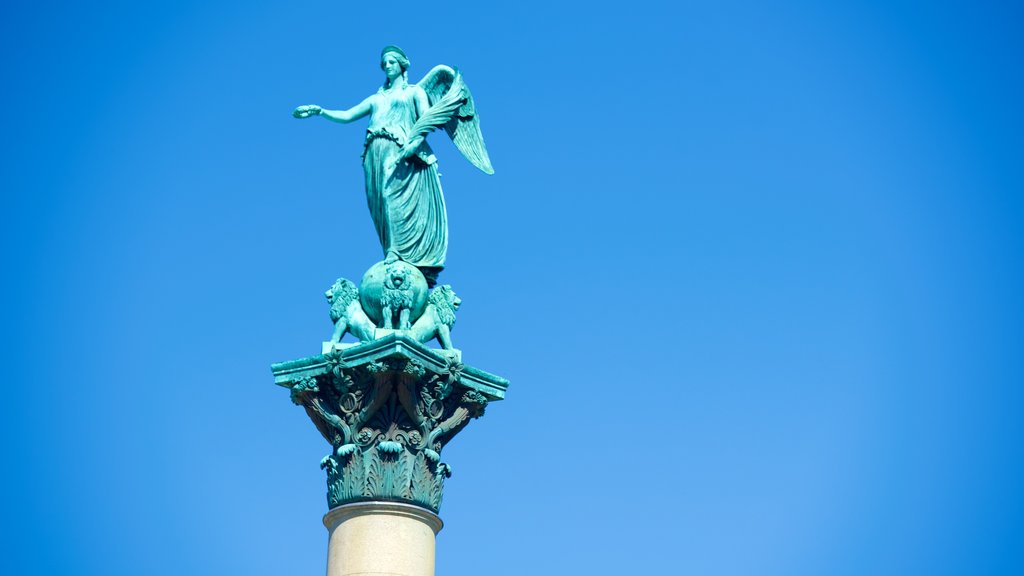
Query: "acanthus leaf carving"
286 348 495 513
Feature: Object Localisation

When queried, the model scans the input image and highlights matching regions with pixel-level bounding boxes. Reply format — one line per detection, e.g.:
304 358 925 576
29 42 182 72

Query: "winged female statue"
293 46 493 286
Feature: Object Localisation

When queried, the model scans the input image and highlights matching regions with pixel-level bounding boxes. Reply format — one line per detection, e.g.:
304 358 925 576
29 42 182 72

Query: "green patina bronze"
293 46 493 286
326 267 460 350
273 46 505 512
272 334 507 512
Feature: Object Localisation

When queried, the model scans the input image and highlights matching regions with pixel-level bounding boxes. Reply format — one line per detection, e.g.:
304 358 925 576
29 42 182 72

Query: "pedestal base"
323 501 443 576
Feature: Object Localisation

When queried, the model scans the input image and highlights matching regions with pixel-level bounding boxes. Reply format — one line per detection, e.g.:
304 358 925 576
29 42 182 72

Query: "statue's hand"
292 105 322 119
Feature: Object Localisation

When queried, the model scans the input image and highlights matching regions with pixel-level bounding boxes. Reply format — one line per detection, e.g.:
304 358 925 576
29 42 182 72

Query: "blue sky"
3 1 1023 574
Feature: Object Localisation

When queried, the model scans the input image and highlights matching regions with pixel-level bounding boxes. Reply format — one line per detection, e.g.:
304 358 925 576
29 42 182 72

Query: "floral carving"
290 376 319 405
285 348 493 512
403 358 426 379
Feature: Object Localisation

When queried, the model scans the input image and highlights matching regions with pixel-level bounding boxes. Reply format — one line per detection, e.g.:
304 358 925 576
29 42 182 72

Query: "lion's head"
384 263 411 291
326 278 360 322
427 285 460 328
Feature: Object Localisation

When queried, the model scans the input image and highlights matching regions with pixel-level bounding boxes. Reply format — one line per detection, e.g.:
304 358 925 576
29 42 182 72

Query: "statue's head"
380 45 410 81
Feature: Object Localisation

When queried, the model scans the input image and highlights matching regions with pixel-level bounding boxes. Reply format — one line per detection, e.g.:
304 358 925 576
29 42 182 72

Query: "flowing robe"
362 85 447 285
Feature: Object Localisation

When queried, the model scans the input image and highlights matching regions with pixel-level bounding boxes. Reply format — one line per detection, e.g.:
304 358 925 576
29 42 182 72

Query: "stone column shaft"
323 502 443 576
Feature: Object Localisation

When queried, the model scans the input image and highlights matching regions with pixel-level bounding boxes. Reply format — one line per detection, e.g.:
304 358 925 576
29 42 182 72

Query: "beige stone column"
323 501 443 576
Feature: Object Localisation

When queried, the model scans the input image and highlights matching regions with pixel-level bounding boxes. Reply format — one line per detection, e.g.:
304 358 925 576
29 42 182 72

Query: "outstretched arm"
293 95 373 123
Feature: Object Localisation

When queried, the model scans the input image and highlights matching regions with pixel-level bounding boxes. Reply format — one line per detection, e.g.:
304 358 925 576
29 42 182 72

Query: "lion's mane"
328 278 360 322
381 265 413 309
428 285 458 328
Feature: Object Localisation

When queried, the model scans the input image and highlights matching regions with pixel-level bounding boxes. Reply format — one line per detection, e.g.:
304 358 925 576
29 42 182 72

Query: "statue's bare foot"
384 250 400 264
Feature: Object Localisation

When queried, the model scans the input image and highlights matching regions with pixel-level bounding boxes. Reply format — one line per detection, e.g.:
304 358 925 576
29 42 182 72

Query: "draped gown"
362 84 447 285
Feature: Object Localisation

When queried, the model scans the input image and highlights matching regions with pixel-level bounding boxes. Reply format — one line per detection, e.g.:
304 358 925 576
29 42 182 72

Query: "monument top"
292 46 493 287
274 46 506 515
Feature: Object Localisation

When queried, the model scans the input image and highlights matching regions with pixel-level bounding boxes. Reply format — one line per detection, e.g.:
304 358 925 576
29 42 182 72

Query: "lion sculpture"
380 263 414 330
410 285 461 350
326 278 375 343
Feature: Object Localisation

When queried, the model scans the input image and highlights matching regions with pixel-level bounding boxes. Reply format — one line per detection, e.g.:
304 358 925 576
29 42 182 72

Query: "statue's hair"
328 278 360 322
380 50 411 88
380 50 410 72
428 285 458 328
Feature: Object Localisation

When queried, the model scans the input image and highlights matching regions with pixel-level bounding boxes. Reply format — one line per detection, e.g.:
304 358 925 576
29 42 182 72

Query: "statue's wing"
418 65 458 114
412 65 494 175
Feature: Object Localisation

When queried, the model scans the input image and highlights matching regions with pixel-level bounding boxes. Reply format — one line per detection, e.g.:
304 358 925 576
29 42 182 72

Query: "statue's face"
382 54 402 81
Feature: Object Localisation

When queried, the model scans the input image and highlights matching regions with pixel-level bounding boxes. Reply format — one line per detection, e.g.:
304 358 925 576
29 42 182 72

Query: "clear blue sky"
3 1 1023 574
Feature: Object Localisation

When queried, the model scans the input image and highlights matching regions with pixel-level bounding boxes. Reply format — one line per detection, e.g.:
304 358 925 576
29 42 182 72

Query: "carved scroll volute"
278 344 501 513
397 360 430 441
